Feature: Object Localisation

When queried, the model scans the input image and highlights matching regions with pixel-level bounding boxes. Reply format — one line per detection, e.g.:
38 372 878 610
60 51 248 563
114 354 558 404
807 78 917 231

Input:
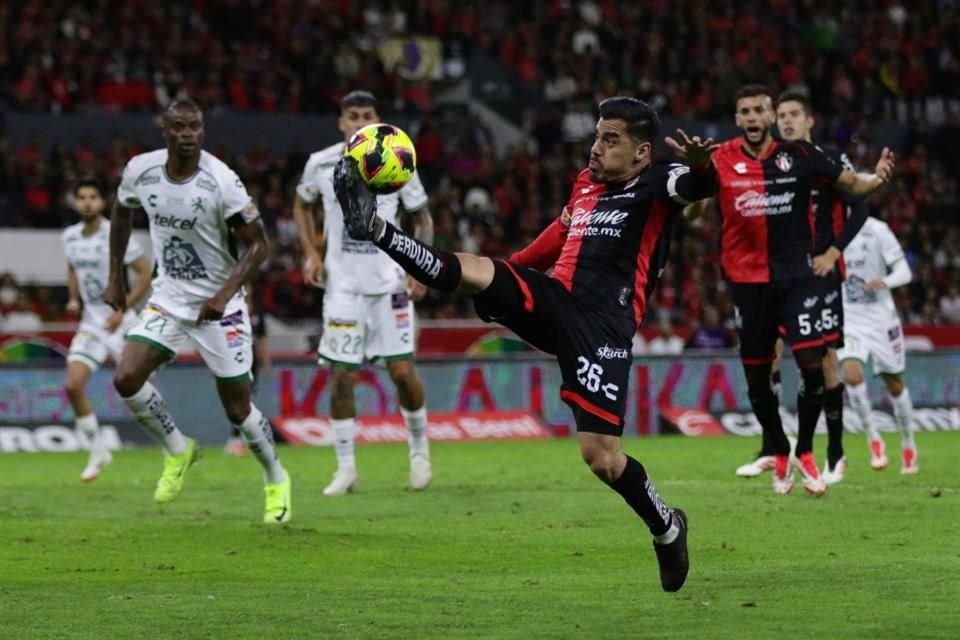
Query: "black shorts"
473 259 635 436
817 273 844 349
731 279 826 363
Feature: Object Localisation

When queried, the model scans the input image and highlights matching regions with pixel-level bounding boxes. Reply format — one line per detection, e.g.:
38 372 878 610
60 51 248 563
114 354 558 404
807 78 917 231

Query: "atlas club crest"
774 152 793 173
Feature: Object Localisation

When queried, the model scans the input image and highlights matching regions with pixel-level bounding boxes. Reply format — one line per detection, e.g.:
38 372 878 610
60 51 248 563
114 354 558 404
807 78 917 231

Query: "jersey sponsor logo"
567 207 629 238
733 162 748 174
219 310 245 327
196 176 217 193
191 197 206 214
395 312 411 329
887 326 901 341
135 174 161 186
596 344 629 360
82 273 104 301
733 190 796 217
341 227 379 255
161 236 208 280
774 152 793 173
152 212 197 230
824 290 839 305
803 296 819 309
391 292 410 309
386 233 442 279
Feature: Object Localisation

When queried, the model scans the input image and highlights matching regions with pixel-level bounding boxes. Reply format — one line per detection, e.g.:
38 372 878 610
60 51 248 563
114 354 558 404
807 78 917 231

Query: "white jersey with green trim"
117 149 259 320
63 218 144 330
296 142 428 295
842 217 904 326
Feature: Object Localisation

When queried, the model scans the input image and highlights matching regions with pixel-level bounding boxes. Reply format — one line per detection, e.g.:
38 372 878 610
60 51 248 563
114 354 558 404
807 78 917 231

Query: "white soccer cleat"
80 448 113 483
869 438 889 470
322 467 359 497
900 447 919 475
793 451 827 496
409 453 432 491
772 455 794 495
821 456 847 486
735 455 776 477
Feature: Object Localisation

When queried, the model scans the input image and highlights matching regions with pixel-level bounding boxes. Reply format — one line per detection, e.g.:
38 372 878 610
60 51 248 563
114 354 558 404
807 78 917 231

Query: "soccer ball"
344 123 417 194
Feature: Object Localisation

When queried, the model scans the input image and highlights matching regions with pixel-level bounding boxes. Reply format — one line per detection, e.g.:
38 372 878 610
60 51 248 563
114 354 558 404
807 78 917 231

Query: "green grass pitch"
1 433 958 639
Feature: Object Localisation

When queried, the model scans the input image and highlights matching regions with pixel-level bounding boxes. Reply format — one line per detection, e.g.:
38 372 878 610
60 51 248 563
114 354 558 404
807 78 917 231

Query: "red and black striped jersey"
713 138 843 283
514 161 715 328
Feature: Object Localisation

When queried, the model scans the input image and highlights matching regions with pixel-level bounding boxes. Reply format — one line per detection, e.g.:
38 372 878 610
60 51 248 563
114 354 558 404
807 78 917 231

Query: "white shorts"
318 289 415 368
837 320 906 375
126 299 253 381
67 313 139 371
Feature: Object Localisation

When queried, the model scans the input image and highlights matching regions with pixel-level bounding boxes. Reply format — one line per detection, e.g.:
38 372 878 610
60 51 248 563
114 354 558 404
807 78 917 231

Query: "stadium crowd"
1 0 958 331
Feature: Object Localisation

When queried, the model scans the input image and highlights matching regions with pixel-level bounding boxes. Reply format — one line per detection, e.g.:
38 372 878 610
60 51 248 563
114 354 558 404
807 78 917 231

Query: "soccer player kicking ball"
293 90 433 496
103 99 292 524
335 97 716 592
837 219 918 473
687 85 894 496
63 179 152 482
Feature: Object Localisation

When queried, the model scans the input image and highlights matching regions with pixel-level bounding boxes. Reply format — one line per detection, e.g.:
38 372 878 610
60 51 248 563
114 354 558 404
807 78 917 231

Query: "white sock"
331 418 356 470
888 387 916 448
401 406 429 458
75 413 102 451
121 382 187 456
654 514 680 545
234 404 285 484
846 382 878 441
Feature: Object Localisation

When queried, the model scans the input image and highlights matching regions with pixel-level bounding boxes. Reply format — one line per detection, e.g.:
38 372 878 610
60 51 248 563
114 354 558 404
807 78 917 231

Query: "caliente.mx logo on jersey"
162 235 208 280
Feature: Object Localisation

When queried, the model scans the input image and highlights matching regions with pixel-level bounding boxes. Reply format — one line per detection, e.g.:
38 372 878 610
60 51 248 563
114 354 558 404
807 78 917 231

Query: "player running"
334 96 715 592
734 90 869 484
687 85 894 496
837 218 918 473
103 99 292 523
63 179 152 482
293 90 433 496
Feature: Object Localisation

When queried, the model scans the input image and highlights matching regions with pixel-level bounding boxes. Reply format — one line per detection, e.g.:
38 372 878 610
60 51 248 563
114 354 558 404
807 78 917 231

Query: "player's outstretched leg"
114 342 198 503
844 361 888 470
885 375 918 474
793 348 826 496
218 379 291 523
580 433 689 592
65 361 112 482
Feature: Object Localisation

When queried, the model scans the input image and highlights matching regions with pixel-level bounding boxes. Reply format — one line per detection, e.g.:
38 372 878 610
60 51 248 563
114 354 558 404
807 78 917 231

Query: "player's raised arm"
833 147 896 198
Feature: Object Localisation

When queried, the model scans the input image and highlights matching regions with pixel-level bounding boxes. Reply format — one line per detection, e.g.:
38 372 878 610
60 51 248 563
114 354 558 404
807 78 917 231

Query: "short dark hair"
74 178 104 197
734 84 775 103
597 97 659 143
340 90 377 112
777 89 812 115
164 98 202 117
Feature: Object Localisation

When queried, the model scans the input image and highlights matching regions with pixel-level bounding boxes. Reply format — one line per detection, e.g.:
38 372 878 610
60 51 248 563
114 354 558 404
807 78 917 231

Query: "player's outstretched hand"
333 156 378 240
196 295 227 323
875 147 896 183
303 252 325 288
101 281 127 313
665 129 719 167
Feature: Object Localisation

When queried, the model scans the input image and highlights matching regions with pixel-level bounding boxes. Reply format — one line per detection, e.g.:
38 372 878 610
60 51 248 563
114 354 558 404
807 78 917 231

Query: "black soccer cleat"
333 156 379 240
652 508 689 592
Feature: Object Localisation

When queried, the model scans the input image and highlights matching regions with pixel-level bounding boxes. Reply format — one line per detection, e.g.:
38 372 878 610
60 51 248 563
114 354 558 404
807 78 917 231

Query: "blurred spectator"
1 291 43 332
647 320 685 355
941 282 960 324
685 306 736 351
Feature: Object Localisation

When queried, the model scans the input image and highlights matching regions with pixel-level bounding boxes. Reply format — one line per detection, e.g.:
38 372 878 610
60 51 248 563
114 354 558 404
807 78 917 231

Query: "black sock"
375 222 462 292
823 383 845 465
609 456 672 536
758 370 782 456
795 366 825 456
748 390 791 456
